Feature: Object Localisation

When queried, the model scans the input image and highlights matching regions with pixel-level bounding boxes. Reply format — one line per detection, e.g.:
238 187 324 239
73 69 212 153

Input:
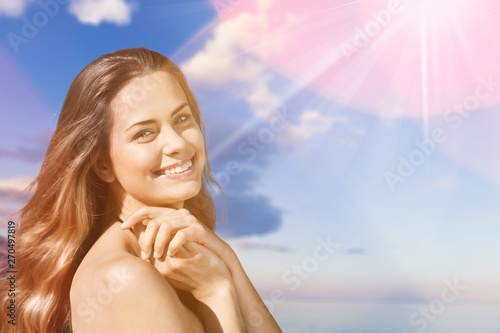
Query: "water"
272 300 500 333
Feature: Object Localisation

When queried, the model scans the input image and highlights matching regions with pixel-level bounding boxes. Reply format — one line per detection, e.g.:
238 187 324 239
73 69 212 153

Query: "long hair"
0 48 219 333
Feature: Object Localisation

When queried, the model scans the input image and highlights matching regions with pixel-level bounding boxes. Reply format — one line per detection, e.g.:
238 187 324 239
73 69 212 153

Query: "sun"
206 0 500 118
417 0 472 22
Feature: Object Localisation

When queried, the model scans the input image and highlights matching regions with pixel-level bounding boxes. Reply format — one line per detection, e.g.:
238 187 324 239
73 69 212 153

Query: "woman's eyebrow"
124 119 156 134
124 102 189 133
170 102 190 118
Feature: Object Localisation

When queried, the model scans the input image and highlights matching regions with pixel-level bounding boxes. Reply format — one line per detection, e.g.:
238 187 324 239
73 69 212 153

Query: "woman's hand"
120 206 282 332
121 209 246 332
152 241 232 300
120 207 236 266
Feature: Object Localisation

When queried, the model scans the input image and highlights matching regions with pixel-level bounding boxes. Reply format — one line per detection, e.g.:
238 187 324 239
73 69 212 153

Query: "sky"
1 0 500 320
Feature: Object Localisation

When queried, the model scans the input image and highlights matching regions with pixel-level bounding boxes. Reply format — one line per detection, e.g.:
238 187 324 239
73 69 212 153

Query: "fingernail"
154 251 160 259
167 251 173 257
141 251 148 260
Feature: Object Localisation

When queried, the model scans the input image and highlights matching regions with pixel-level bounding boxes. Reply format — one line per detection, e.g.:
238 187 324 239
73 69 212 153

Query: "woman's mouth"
155 159 193 176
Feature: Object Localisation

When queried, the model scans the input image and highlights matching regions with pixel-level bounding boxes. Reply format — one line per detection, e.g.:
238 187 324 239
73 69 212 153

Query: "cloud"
282 109 336 144
0 177 33 200
233 240 293 253
0 0 30 17
0 0 135 25
215 192 282 237
0 177 32 191
205 114 284 238
68 0 135 26
181 4 300 121
181 9 340 155
282 111 369 149
245 75 282 119
0 133 49 163
345 247 367 255
180 2 336 238
181 15 265 89
0 178 32 222
0 144 47 163
181 2 338 144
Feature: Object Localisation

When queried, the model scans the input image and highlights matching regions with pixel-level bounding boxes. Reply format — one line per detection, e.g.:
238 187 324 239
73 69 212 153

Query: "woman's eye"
175 113 190 124
134 130 154 142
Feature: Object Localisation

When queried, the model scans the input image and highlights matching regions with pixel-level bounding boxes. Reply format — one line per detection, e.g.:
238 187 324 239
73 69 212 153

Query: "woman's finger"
138 219 161 260
167 229 189 257
153 222 174 259
120 206 176 229
167 222 209 256
131 222 146 241
171 244 190 258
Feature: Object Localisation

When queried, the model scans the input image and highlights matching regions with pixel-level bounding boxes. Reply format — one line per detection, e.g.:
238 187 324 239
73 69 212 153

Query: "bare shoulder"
70 223 197 333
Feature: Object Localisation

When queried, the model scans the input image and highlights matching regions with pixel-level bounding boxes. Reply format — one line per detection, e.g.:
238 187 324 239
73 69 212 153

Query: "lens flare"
210 0 500 118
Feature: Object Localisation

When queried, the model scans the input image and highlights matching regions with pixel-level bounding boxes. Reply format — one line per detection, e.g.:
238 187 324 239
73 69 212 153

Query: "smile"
158 159 193 175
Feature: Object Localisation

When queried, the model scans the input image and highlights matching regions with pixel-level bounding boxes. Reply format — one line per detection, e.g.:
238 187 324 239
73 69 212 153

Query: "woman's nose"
160 127 185 156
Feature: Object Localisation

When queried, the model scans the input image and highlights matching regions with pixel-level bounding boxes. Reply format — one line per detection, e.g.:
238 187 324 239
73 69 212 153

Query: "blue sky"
1 0 500 313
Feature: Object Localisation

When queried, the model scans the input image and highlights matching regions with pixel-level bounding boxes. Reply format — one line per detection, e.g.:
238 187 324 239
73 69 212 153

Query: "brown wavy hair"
0 48 219 333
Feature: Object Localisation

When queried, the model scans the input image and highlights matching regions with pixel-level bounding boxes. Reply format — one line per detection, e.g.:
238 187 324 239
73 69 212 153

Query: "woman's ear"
93 157 115 183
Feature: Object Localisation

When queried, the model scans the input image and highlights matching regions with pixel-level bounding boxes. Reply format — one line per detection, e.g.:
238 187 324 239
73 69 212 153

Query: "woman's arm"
71 254 244 333
195 280 245 333
71 257 197 332
223 250 283 332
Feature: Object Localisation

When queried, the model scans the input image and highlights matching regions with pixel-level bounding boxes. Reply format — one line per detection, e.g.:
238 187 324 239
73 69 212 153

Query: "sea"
272 300 500 333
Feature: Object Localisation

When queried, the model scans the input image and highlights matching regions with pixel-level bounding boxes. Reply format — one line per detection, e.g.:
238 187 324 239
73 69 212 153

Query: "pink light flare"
212 0 500 118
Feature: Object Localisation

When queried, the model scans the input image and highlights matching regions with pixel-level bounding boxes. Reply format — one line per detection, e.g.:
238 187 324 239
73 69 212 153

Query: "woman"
0 48 282 332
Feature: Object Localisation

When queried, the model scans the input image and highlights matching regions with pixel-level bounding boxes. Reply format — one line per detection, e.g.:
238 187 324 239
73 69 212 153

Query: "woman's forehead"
110 72 188 125
116 72 182 104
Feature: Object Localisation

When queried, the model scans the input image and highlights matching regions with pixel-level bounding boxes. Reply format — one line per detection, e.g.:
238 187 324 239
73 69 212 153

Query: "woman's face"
106 71 205 213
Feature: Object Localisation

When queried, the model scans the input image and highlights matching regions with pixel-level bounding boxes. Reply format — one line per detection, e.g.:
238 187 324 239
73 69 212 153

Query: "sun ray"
419 0 429 137
197 0 500 130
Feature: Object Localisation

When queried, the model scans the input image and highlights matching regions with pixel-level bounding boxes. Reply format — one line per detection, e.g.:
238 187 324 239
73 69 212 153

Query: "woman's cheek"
184 127 204 147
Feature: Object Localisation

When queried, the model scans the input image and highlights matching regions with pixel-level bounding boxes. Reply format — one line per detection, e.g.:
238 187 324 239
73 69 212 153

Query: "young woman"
0 48 282 332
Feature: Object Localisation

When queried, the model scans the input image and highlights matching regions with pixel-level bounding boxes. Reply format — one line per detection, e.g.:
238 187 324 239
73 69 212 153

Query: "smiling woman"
104 71 207 213
0 48 282 333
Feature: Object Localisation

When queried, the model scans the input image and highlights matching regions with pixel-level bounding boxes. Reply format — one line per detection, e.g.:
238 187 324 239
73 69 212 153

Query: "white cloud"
181 13 267 87
0 177 32 224
0 177 33 194
280 112 368 148
182 1 338 146
283 109 335 144
181 3 302 121
0 0 30 17
68 0 134 26
0 0 135 25
245 74 281 118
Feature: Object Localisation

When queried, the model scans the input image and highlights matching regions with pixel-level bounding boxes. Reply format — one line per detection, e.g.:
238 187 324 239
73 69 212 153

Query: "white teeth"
162 160 192 175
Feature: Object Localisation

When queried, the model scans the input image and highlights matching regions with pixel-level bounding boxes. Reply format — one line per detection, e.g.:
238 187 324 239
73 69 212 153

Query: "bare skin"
70 222 207 332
